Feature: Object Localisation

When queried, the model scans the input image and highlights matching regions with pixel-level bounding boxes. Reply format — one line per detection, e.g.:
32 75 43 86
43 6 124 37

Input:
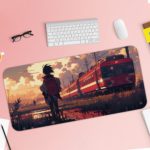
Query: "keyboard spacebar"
63 41 81 45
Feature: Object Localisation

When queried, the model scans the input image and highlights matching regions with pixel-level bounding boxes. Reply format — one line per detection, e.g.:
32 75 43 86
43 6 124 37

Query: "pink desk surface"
0 0 150 149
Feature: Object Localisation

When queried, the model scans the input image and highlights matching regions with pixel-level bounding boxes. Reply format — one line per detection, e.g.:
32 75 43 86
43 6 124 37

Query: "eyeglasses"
11 30 34 42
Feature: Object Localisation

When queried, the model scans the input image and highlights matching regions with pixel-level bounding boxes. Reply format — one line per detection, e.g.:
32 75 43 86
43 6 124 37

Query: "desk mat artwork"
3 46 147 131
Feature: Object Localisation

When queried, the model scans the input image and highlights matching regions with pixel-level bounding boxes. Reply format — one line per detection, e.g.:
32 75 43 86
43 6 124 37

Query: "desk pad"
3 46 147 131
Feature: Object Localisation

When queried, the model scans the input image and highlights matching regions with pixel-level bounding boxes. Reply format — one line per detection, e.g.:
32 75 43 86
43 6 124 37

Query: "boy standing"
40 64 61 121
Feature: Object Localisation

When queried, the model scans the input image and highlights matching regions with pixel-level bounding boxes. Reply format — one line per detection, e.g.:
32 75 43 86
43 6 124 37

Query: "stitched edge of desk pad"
3 46 147 131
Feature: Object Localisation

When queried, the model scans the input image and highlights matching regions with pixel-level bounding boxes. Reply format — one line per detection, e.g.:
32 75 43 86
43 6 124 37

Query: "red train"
61 54 136 100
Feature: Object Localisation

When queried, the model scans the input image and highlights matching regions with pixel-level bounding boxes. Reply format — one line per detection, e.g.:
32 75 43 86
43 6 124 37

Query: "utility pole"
84 58 89 72
125 46 130 58
71 74 74 82
93 52 97 64
61 80 65 88
93 53 100 90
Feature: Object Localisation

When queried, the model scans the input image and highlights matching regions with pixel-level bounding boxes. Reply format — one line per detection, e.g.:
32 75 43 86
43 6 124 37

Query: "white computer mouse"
114 19 128 40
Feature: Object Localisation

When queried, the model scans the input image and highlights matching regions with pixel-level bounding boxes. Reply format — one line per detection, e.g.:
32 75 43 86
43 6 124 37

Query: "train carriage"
61 54 136 100
100 56 135 91
61 81 78 99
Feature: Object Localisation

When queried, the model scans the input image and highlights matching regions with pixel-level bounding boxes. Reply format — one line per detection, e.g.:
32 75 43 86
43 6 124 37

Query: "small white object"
0 52 5 61
0 118 9 150
142 108 150 135
46 18 100 47
1 52 5 56
114 19 128 40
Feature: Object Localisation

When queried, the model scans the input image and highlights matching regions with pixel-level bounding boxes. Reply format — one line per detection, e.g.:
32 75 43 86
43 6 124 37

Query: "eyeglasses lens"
23 31 33 38
12 36 21 42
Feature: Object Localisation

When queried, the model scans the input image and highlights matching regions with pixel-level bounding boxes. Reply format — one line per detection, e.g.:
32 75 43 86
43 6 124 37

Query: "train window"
101 66 114 78
101 62 134 78
80 73 95 86
115 62 134 75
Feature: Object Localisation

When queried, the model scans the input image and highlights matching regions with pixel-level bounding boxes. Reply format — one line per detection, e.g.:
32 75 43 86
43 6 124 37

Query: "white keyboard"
46 18 100 47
